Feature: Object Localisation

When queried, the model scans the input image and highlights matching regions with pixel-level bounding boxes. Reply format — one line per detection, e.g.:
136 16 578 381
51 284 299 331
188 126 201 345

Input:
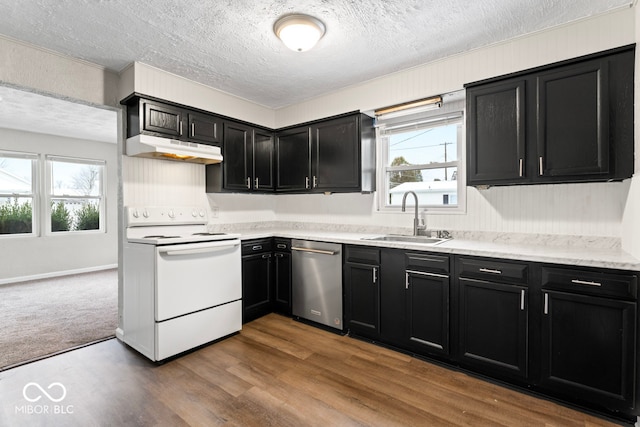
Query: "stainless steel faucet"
401 191 425 236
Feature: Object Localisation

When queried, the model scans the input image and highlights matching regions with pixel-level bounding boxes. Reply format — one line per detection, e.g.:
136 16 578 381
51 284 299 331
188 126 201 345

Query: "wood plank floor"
0 313 622 426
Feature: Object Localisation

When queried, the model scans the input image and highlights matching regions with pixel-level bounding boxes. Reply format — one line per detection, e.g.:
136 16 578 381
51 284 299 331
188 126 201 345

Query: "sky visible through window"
388 124 458 182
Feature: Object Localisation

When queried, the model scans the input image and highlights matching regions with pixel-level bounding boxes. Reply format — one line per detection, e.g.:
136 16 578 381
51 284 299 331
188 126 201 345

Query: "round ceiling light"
274 14 326 52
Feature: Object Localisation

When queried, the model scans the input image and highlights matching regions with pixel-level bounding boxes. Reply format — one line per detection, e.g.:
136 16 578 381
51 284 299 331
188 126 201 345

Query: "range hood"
125 134 223 165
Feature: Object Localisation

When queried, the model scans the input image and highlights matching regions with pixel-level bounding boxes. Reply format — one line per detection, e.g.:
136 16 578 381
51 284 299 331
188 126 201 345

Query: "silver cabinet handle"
191 122 195 136
539 156 544 176
291 246 337 256
246 177 251 189
405 272 410 289
406 269 448 279
262 253 271 259
252 245 262 251
276 243 287 249
544 293 549 315
571 279 602 287
519 158 523 177
520 289 525 311
313 176 318 188
255 177 259 189
372 267 378 284
479 268 502 275
305 176 310 189
179 121 183 136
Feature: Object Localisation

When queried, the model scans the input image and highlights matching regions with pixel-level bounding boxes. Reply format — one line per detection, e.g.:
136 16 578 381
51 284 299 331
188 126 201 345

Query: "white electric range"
120 206 242 361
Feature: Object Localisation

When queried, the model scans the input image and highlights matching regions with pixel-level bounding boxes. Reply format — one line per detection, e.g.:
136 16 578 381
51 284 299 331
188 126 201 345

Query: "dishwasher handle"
291 246 338 256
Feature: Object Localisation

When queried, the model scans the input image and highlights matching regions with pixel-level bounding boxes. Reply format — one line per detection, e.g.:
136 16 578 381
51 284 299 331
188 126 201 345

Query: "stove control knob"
132 209 139 218
199 210 205 217
142 210 149 218
168 210 175 219
191 210 198 218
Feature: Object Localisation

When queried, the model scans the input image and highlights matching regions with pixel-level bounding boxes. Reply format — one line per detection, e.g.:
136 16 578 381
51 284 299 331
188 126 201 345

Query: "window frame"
375 93 466 214
0 151 38 237
45 155 106 234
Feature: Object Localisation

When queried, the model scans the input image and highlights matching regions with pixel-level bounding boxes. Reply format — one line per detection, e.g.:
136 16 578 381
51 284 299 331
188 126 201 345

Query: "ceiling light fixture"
274 14 326 52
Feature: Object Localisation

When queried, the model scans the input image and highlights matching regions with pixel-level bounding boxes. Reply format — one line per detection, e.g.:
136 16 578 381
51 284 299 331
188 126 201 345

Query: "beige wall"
0 129 118 283
0 35 119 108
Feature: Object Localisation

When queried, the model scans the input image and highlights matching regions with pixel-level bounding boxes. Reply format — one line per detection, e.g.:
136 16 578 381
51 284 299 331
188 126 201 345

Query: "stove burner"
192 232 227 236
143 235 181 239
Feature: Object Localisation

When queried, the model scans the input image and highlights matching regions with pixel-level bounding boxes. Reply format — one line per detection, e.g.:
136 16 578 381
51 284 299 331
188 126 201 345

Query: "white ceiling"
0 0 632 142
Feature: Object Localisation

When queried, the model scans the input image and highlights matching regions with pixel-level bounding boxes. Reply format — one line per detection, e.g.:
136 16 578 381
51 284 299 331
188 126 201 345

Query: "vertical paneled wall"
122 157 206 207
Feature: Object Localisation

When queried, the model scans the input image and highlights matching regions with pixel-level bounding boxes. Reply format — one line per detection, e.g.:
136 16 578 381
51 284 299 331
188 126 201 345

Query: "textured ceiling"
0 0 632 143
0 0 631 109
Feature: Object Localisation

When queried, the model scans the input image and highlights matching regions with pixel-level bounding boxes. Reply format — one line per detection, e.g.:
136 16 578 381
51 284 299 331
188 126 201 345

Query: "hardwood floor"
0 313 622 426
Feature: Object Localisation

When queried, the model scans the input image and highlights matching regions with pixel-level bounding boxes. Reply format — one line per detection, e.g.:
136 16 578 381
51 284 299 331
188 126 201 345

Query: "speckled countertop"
211 222 640 271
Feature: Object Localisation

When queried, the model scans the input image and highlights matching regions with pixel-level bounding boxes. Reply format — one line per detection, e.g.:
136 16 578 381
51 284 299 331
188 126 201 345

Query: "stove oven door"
155 239 241 321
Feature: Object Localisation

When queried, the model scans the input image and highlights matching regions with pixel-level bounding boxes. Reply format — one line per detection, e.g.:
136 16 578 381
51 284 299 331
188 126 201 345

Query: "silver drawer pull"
571 279 602 287
520 289 525 311
479 268 502 275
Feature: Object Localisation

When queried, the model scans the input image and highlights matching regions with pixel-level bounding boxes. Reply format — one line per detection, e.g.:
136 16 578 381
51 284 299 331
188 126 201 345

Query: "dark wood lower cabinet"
273 239 292 315
405 270 450 357
540 290 636 411
458 278 528 381
242 250 272 323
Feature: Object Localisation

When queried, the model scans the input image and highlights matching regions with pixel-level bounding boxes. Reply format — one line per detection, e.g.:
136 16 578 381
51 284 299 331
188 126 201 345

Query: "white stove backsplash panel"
123 156 206 207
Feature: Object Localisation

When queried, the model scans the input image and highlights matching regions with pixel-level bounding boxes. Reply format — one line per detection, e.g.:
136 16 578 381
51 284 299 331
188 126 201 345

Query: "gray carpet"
0 269 118 370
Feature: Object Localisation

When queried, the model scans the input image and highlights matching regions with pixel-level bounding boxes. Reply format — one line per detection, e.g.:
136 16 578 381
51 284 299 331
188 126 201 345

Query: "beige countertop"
234 228 640 271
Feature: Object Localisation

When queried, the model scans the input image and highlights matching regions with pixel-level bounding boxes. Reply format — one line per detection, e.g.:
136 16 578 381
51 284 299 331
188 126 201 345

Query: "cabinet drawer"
405 252 449 275
242 239 272 255
541 266 637 300
345 246 380 264
274 238 291 252
458 257 528 284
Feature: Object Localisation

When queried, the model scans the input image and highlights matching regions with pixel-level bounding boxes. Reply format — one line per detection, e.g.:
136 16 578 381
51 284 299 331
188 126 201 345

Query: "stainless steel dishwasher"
291 239 343 331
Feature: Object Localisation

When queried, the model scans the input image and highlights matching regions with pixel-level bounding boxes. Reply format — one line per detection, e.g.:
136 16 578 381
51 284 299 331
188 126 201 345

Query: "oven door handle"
159 242 240 257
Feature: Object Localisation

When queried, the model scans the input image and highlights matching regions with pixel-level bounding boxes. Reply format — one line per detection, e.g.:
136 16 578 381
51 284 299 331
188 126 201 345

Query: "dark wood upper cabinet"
275 126 312 191
467 79 526 184
223 122 252 191
125 96 224 147
188 112 222 145
223 122 274 192
276 112 375 193
312 115 361 191
466 45 634 186
143 101 183 137
537 59 609 177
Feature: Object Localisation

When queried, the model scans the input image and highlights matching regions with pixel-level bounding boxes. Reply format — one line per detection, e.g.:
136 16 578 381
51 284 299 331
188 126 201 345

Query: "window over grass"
47 156 105 233
376 91 465 212
0 152 36 235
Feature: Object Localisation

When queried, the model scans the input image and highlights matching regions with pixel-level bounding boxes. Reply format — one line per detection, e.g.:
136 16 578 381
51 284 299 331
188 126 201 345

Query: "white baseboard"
0 264 118 286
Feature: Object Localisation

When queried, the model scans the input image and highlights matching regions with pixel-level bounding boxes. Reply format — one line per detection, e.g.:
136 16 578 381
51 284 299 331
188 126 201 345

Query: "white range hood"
125 134 223 165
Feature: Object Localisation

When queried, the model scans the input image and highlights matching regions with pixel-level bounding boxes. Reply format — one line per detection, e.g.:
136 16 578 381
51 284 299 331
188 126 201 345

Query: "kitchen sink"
362 235 450 245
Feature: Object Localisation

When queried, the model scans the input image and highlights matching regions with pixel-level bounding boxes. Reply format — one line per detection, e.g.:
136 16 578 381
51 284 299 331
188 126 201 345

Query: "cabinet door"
253 129 275 191
459 278 528 381
537 60 609 178
274 251 291 315
406 270 450 357
345 262 380 340
242 253 272 323
143 101 183 137
275 127 311 191
540 290 636 410
311 115 360 191
467 79 526 185
379 249 407 348
223 122 252 191
188 112 222 145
